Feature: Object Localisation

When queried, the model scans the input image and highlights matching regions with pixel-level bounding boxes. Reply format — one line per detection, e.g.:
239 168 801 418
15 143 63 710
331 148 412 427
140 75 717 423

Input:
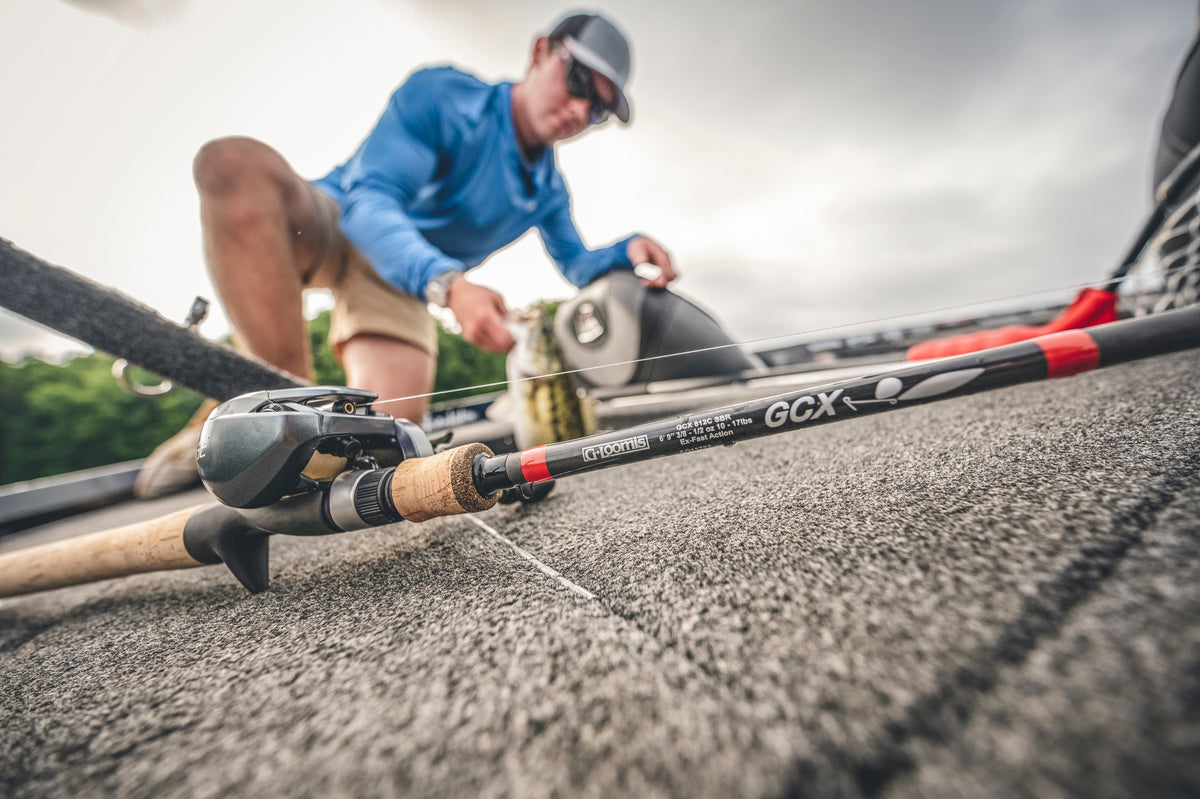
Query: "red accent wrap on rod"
520 446 553 483
1037 329 1101 378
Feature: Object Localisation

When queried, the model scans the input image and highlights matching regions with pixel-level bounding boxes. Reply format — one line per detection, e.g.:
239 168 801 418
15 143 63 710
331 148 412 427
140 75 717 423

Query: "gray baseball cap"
549 12 632 124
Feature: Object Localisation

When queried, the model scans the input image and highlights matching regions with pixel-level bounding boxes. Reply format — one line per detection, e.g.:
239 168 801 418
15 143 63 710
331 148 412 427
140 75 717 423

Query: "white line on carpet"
466 516 597 601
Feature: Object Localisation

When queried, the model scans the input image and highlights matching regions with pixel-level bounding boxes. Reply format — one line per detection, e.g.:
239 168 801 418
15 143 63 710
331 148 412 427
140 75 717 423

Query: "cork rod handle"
0 505 207 597
390 443 498 522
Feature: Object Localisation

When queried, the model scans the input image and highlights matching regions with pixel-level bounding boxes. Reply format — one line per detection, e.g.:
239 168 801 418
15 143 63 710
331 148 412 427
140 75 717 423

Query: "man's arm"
335 73 467 299
537 197 676 289
439 274 514 353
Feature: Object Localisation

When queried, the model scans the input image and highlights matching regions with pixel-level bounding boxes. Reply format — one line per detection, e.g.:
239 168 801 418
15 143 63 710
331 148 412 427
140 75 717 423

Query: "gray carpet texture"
2 349 1198 798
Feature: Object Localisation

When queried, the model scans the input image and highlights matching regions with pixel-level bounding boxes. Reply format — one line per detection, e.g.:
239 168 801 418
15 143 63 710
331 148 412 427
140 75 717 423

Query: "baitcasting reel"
198 386 432 517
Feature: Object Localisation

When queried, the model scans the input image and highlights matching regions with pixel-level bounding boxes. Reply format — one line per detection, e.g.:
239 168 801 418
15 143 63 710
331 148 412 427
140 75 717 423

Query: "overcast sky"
0 0 1194 362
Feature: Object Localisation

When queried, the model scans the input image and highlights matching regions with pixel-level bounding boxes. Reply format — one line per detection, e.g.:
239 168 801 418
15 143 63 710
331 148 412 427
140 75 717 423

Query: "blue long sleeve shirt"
312 66 637 301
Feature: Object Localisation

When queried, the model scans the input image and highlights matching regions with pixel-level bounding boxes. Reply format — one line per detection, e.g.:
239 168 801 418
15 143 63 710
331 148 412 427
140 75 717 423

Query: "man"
136 11 675 497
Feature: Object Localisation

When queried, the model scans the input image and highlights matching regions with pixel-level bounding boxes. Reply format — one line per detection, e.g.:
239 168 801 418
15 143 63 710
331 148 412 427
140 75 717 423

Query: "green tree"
308 310 346 386
0 354 202 485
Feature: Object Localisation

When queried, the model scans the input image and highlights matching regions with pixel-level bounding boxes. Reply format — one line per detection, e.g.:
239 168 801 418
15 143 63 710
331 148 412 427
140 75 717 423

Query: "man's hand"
626 235 678 288
446 275 515 353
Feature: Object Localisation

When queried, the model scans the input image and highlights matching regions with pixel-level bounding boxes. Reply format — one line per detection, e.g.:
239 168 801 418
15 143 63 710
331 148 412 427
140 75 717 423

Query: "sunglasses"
559 49 611 125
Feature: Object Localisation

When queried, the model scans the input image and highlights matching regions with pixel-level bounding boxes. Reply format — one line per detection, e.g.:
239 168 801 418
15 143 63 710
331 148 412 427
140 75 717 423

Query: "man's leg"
339 333 437 424
136 137 325 498
193 136 328 380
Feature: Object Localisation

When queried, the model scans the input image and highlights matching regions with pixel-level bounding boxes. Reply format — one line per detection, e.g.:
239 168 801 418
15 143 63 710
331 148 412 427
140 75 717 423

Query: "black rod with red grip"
473 304 1200 494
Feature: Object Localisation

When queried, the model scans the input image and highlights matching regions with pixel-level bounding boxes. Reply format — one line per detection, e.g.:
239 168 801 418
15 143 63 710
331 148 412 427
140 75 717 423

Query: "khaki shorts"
306 189 437 357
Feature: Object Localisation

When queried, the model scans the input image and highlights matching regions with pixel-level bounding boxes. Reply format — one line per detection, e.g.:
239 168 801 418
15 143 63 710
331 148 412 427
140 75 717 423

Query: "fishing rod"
1 303 1198 599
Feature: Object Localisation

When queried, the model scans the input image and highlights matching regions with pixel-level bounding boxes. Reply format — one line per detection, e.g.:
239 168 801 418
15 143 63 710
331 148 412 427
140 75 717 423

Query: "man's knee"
194 136 308 238
340 333 436 419
193 136 284 197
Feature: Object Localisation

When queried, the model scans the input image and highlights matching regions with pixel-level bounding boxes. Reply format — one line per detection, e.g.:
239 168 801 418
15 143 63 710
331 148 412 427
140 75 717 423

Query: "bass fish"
507 302 597 451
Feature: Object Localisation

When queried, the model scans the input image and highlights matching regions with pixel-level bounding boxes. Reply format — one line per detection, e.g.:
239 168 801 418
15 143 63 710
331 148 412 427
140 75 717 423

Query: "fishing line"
365 260 1193 412
466 516 597 600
